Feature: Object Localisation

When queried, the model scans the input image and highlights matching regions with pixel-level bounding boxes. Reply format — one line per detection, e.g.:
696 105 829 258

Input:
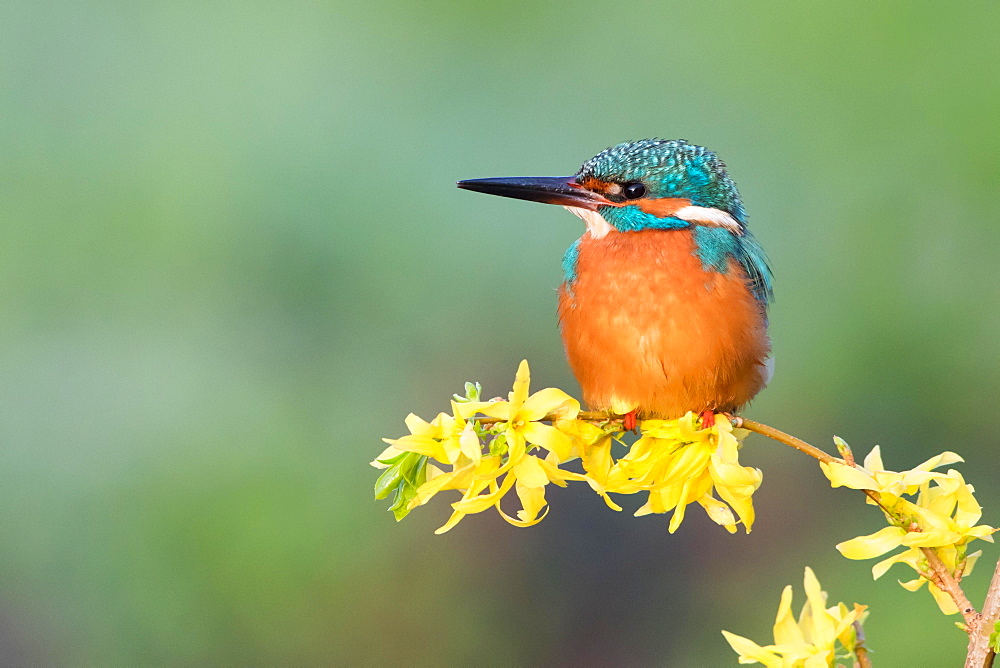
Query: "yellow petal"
451 400 490 420
965 550 983 576
720 631 783 666
458 424 482 465
872 546 921 580
666 474 712 534
820 461 878 490
836 526 906 560
901 529 964 548
968 526 996 541
862 445 884 471
658 441 713 488
521 387 580 421
497 503 550 528
610 397 638 415
475 401 513 421
580 435 615 484
711 456 763 491
891 470 950 496
513 470 548 523
403 412 434 436
832 604 868 652
490 429 527 478
521 421 575 460
388 434 449 462
451 472 516 513
714 476 757 532
409 469 461 509
540 458 623 511
434 509 467 534
772 585 805 646
907 501 953 534
953 475 985 528
667 478 695 533
556 417 605 440
915 451 964 472
804 651 833 668
698 494 737 532
676 411 702 440
510 359 530 406
927 581 960 615
802 567 836 646
512 454 549 488
898 577 926 592
637 419 682 439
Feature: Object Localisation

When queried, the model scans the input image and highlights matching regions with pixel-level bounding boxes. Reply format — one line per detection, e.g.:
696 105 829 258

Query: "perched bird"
458 139 772 429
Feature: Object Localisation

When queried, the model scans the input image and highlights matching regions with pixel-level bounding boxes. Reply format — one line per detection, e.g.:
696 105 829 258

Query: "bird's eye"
622 182 646 199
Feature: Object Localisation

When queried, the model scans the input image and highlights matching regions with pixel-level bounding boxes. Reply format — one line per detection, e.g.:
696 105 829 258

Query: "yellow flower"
395 360 614 533
722 567 867 667
456 359 580 463
376 410 467 466
820 444 962 507
376 362 763 535
823 443 996 615
604 412 762 533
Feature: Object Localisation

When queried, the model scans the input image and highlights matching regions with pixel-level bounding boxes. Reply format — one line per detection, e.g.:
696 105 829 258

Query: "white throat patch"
563 206 615 239
674 205 743 235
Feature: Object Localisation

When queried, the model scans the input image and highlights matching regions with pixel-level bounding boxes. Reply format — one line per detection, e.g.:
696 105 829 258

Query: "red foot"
623 409 638 432
699 410 716 429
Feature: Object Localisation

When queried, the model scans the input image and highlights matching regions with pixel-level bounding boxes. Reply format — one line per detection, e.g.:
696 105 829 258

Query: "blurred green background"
2 1 998 664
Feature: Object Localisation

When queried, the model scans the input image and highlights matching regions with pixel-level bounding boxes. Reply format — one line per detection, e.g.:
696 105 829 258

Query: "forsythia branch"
853 619 872 668
378 362 999 666
735 418 838 464
737 417 981 628
966 556 1000 667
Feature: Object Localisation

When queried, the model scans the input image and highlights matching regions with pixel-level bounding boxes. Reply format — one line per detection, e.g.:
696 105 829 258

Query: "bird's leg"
699 410 716 429
623 409 638 432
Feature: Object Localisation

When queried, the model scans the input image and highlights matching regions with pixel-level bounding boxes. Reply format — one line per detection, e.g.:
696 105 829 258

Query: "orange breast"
558 228 770 418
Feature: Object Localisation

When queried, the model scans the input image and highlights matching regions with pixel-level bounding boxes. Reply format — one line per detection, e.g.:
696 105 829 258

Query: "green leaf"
489 433 507 457
374 452 429 521
453 380 482 403
989 620 1000 653
375 450 408 466
374 464 404 500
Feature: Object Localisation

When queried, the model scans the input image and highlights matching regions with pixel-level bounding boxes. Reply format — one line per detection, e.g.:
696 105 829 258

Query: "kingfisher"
457 139 772 429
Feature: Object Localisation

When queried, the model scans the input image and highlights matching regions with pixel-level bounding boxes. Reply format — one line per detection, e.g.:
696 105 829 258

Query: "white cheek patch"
674 205 743 235
563 205 616 239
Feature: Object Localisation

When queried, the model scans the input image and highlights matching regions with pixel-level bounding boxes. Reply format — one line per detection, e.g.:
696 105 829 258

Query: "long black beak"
457 176 610 210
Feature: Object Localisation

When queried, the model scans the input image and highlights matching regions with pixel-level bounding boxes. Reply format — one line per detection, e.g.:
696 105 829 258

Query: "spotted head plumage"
576 138 747 225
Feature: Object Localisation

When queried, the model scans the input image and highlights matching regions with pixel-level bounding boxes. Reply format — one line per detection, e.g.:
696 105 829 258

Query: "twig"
472 409 985 637
966 554 1000 667
734 418 838 464
853 618 872 668
735 416 980 629
917 546 978 625
474 410 610 426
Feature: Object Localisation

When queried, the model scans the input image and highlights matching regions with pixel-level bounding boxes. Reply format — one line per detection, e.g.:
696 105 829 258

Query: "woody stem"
735 417 980 629
965 555 1000 667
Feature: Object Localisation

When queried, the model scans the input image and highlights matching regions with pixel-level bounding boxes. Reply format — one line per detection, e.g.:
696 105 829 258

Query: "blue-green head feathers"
576 138 747 224
571 139 772 305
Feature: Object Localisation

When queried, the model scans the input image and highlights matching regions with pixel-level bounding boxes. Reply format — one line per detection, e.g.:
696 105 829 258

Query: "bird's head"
458 139 746 238
459 138 772 304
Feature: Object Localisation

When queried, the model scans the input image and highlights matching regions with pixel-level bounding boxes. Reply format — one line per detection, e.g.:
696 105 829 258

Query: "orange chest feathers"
557 228 770 418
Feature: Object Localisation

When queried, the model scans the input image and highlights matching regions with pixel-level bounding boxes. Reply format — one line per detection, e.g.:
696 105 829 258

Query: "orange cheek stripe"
577 176 610 192
634 197 691 217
